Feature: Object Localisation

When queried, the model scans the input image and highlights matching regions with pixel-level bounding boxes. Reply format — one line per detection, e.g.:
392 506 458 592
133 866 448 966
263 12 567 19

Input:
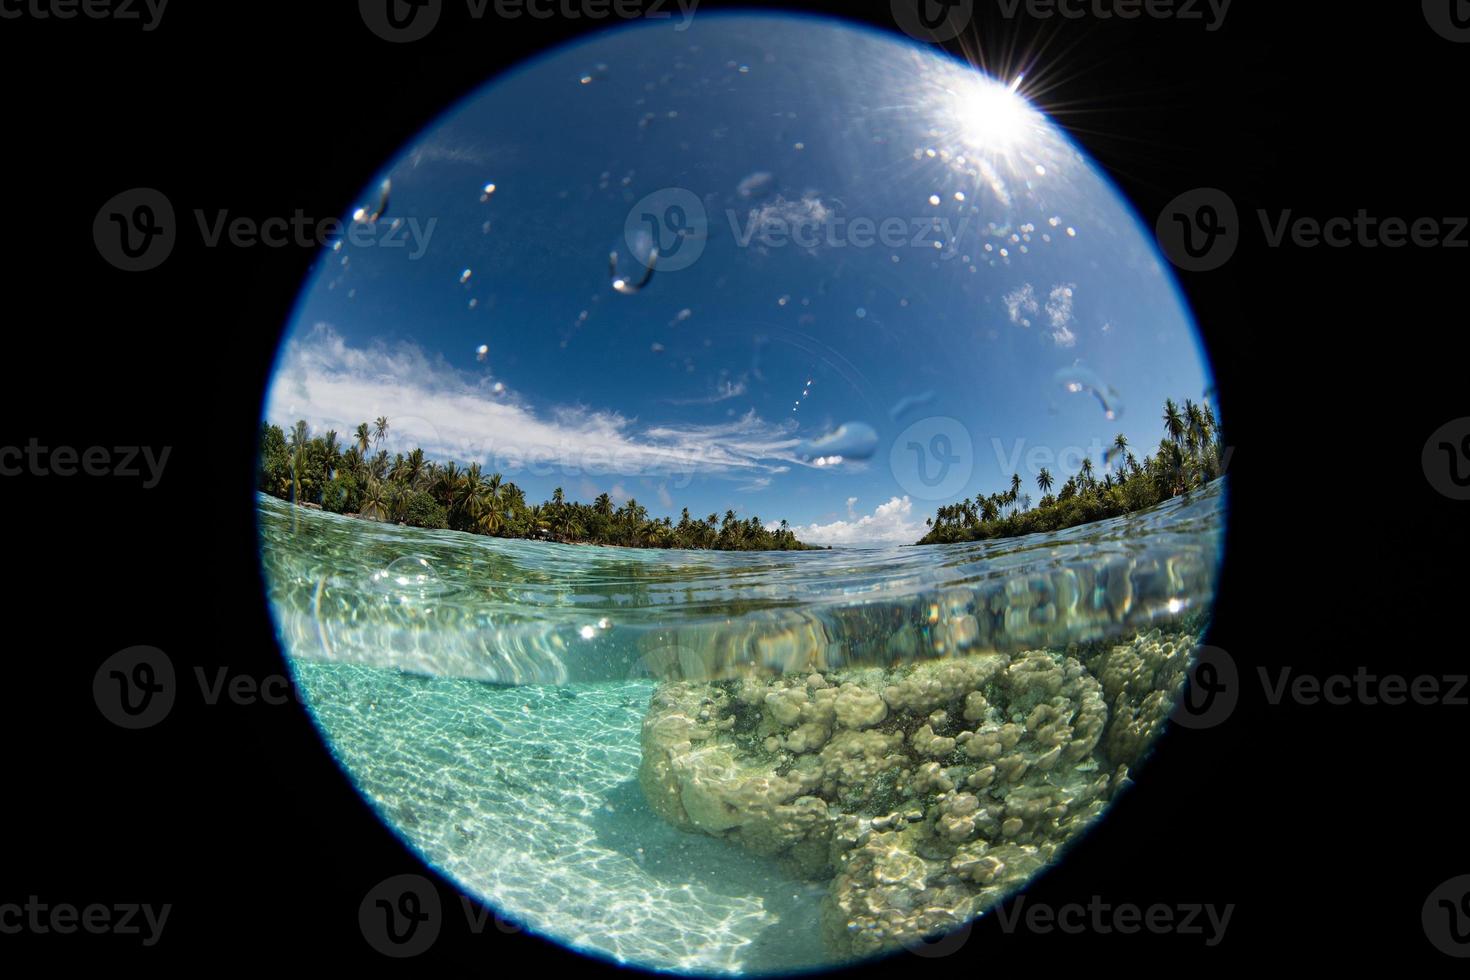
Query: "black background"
1 0 1463 971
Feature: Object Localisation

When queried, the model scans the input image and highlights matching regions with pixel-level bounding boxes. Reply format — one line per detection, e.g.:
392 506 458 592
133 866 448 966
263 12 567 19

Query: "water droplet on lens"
888 390 935 421
798 421 878 462
353 178 391 225
372 556 441 595
1054 366 1123 420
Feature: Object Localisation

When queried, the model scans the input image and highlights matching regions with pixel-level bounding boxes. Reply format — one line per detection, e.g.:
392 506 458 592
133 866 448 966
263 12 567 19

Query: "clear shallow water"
294 665 831 973
261 479 1222 686
264 482 1222 973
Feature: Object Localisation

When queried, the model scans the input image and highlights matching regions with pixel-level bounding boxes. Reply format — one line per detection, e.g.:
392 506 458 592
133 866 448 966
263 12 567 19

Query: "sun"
948 73 1039 158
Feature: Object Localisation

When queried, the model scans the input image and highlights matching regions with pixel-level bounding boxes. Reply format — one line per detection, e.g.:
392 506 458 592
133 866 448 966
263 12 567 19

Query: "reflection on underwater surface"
262 478 1222 685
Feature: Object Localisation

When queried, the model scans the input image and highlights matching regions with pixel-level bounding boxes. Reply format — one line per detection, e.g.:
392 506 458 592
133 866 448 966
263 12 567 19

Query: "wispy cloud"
665 376 748 405
266 324 809 481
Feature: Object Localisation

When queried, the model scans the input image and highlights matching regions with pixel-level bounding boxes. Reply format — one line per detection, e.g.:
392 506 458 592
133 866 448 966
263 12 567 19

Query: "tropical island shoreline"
258 418 824 551
915 397 1224 545
259 396 1221 554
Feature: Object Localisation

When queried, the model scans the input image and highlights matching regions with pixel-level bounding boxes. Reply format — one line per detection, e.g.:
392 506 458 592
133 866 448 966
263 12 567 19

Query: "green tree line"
258 417 819 551
917 398 1225 545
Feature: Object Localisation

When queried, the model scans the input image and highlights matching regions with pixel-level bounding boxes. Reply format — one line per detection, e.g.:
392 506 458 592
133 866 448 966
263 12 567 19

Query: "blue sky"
265 14 1213 545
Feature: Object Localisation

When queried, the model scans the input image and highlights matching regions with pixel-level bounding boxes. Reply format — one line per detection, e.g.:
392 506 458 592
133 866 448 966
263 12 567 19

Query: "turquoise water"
261 480 1222 685
261 481 1223 973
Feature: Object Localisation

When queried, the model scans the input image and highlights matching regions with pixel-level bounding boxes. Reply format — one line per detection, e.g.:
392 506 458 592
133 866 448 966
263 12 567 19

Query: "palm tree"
322 430 340 481
1037 467 1053 495
432 461 460 510
373 416 390 448
528 504 549 536
1112 433 1128 468
360 478 389 521
403 447 425 489
354 422 371 455
1162 399 1185 446
457 464 486 527
1183 399 1206 453
288 419 311 503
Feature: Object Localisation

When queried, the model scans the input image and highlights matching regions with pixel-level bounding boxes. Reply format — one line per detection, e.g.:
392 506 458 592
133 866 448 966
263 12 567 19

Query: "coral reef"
638 623 1201 960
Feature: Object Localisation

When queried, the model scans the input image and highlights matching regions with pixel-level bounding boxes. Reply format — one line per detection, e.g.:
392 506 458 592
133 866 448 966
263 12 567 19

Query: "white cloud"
788 496 922 547
1045 284 1078 348
266 324 809 480
750 192 831 227
1004 283 1038 327
1005 282 1079 347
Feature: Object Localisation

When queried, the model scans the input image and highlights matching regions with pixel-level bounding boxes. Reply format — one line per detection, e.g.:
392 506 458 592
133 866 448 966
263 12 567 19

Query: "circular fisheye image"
258 13 1224 974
